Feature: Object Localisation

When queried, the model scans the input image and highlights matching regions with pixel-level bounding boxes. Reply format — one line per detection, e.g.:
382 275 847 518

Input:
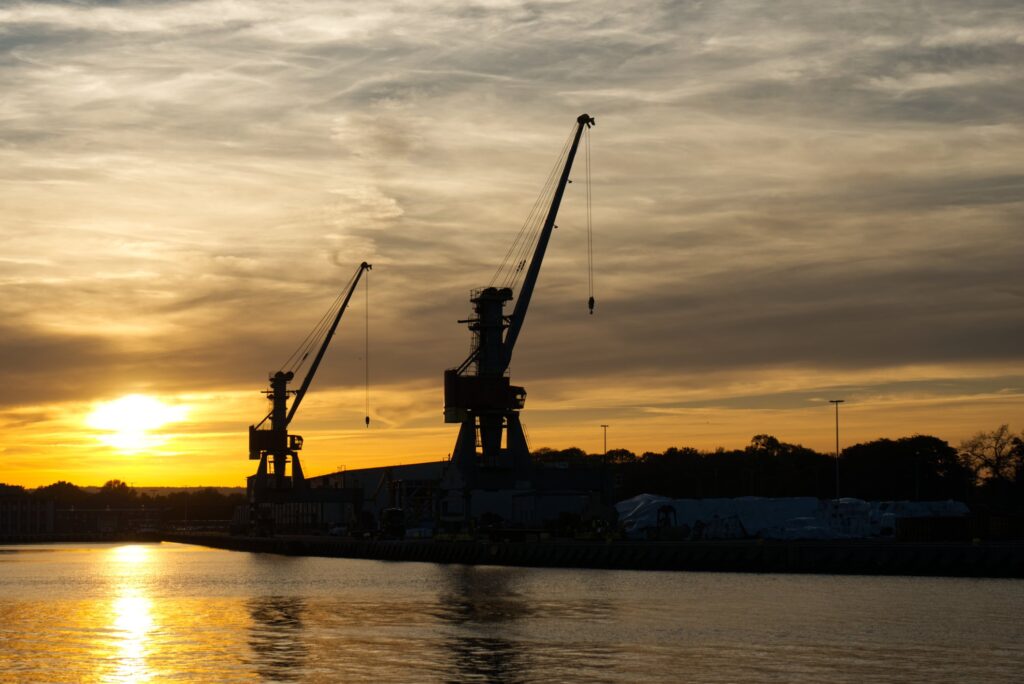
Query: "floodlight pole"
601 424 609 455
829 399 844 499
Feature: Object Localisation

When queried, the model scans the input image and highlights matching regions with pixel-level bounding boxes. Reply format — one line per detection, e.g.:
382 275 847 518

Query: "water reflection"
3 545 1022 682
436 566 532 682
247 596 308 681
100 544 156 682
111 543 151 565
111 593 154 681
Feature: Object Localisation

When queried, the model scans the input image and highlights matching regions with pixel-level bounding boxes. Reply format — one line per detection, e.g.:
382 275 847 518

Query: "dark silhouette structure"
248 262 371 496
441 114 595 523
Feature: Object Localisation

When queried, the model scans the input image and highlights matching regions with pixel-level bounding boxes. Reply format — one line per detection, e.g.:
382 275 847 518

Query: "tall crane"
249 261 372 494
444 113 595 486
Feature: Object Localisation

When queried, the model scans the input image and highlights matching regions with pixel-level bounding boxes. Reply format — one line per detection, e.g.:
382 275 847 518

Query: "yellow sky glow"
85 394 190 454
3 374 1020 487
2 1 1022 488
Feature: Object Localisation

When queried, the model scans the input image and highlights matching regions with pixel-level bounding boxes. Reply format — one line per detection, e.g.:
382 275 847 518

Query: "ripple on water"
0 543 1022 682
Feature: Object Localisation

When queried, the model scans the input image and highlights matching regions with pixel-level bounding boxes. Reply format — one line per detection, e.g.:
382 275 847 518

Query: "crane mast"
249 262 371 495
444 114 594 485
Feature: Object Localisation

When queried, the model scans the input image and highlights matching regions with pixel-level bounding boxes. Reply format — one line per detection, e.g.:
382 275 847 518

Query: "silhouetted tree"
643 447 703 462
33 481 90 507
613 436 835 500
1012 436 1024 486
533 447 588 465
96 479 138 508
747 434 784 456
163 488 245 521
742 434 830 497
841 435 969 501
960 425 1024 514
960 425 1019 484
0 483 27 498
606 448 638 464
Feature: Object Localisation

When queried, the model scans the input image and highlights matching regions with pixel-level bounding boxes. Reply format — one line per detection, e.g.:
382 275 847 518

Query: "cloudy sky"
2 0 1022 486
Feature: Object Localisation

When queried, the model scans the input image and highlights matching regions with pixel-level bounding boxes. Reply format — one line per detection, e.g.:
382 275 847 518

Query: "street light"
829 399 844 499
600 424 609 455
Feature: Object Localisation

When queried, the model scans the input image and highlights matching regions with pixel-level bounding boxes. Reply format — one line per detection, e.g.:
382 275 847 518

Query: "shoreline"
7 533 1021 578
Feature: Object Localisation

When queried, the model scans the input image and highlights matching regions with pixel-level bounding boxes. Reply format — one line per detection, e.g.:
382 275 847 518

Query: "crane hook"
365 415 370 428
588 296 595 315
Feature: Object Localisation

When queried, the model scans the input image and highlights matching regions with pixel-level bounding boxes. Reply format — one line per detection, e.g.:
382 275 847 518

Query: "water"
0 543 1022 682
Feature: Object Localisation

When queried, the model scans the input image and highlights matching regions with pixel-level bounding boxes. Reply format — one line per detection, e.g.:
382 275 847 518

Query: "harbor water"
1 542 1022 682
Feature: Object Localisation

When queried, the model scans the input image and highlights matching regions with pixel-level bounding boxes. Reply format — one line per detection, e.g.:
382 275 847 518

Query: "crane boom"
286 261 371 425
442 113 595 515
249 260 372 496
501 113 594 371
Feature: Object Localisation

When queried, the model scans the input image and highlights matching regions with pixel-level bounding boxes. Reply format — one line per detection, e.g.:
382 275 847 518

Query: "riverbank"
5 532 1021 577
0 532 162 544
159 533 1024 578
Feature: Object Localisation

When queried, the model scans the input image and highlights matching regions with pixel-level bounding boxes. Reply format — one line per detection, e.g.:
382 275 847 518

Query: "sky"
2 0 1022 486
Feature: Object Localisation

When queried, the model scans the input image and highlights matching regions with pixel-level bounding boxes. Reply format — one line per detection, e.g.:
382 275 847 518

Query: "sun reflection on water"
103 545 156 682
111 594 154 682
111 544 151 565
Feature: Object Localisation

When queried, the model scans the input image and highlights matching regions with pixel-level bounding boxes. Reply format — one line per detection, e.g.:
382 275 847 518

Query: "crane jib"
501 113 594 371
247 260 371 499
286 261 372 425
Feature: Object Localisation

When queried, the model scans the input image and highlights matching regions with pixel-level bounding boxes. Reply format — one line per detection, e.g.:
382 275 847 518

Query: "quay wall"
162 534 1024 578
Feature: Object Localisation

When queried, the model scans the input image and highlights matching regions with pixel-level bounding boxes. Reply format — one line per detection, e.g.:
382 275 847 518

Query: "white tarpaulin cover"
615 494 969 540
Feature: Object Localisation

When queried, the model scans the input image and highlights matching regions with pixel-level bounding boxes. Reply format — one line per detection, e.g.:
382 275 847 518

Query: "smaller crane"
249 262 372 495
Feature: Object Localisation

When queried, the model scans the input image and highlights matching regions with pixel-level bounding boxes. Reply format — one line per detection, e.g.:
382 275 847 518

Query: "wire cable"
490 123 575 291
278 269 359 376
364 267 370 428
586 126 595 314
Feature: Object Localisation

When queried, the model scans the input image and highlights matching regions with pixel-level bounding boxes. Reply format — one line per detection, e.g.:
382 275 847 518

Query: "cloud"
1 1 1022 481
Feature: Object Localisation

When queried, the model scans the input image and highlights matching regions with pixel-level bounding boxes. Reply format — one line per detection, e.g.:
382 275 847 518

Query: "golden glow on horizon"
86 394 189 453
0 376 1019 487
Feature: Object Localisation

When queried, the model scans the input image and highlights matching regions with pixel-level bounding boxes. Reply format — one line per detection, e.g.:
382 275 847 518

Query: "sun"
86 394 189 452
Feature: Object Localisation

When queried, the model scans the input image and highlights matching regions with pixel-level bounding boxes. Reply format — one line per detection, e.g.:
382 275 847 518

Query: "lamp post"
829 399 844 499
600 424 609 455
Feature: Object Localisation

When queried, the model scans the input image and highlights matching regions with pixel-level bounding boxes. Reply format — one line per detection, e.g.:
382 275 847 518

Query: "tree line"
535 424 1024 514
3 425 1021 517
0 480 245 521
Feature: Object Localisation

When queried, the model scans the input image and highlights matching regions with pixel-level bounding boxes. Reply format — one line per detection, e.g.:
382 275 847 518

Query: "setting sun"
86 395 189 453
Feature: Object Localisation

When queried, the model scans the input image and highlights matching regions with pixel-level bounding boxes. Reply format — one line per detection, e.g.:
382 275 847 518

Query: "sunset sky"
3 1 1022 486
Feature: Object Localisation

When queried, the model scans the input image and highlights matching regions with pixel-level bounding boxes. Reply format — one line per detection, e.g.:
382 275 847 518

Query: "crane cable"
586 125 595 315
488 120 595 315
490 123 575 291
493 127 570 290
364 268 370 428
493 161 559 290
278 268 360 377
